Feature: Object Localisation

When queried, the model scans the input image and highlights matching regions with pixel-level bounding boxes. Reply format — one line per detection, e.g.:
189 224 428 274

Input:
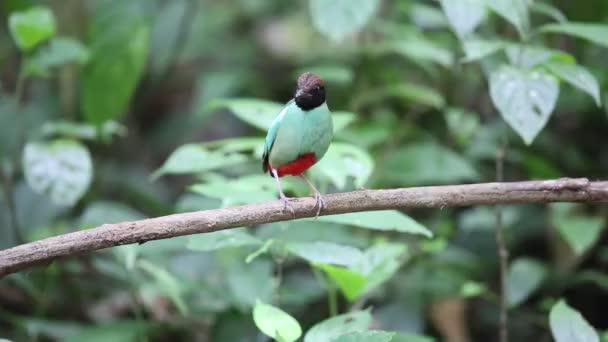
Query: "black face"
294 84 326 111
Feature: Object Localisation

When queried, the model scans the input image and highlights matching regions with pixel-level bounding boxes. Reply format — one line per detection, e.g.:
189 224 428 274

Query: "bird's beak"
295 89 304 98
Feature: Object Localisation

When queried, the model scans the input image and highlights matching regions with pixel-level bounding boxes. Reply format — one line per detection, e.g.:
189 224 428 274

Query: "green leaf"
64 321 147 342
225 258 275 310
152 144 248 178
317 211 432 237
295 64 355 85
82 9 149 125
461 39 505 63
506 258 547 307
190 175 278 207
212 98 354 132
253 302 302 342
554 216 605 255
288 241 363 267
440 0 486 38
530 2 567 23
387 37 454 67
8 6 56 51
316 264 367 301
312 142 374 189
304 310 372 342
489 66 559 145
356 83 445 109
333 331 395 342
484 0 530 38
505 45 567 69
543 61 602 106
24 37 89 77
23 139 93 206
541 23 608 48
385 142 478 185
316 243 408 301
391 333 436 342
550 300 599 342
187 229 262 252
138 260 188 315
309 0 380 42
444 108 480 146
41 120 126 142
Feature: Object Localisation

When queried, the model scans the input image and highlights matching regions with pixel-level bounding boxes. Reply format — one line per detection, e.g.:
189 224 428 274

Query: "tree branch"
1 178 607 278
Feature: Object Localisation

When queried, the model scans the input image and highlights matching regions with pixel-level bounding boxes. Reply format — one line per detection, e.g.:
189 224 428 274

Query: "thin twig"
0 179 607 278
495 143 509 342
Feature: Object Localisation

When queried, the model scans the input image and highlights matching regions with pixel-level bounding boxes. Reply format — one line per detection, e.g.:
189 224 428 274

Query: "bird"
262 72 333 217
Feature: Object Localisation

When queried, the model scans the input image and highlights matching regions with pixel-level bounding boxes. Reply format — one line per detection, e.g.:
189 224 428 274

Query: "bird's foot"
280 194 296 216
313 192 327 218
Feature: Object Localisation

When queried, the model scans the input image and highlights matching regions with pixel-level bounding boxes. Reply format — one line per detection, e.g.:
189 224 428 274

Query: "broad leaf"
530 2 567 23
484 0 530 38
8 6 56 51
190 175 278 206
287 241 363 267
23 139 93 206
152 144 248 178
506 258 547 307
541 23 608 48
543 61 602 106
554 216 605 255
489 66 559 145
82 5 149 125
188 229 262 252
309 0 380 42
25 37 89 77
317 211 432 237
550 300 599 342
461 39 505 63
253 302 302 342
212 98 355 132
333 331 395 342
356 83 445 109
440 0 486 38
225 259 275 310
312 142 374 189
505 45 568 69
304 310 372 342
385 143 478 185
79 201 145 229
316 264 367 301
64 321 147 342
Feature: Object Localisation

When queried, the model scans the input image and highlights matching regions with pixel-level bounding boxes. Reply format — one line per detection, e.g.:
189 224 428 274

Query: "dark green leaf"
79 201 145 229
304 310 372 342
543 61 602 106
541 23 608 48
82 8 149 125
22 139 92 206
25 37 89 77
317 211 432 237
554 216 605 255
138 260 188 315
385 143 478 185
8 6 56 51
506 258 547 307
440 0 486 38
187 229 262 252
287 241 363 267
309 0 380 42
253 302 302 342
550 300 599 342
489 66 559 145
152 144 248 178
485 0 530 37
530 2 567 23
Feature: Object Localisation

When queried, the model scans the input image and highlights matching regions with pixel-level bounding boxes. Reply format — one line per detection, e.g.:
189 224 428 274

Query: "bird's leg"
299 174 326 218
271 169 295 216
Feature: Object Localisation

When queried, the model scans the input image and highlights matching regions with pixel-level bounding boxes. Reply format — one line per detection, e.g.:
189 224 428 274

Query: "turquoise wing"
262 102 290 172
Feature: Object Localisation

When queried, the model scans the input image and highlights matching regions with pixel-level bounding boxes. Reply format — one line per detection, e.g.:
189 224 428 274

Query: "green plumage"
263 99 333 171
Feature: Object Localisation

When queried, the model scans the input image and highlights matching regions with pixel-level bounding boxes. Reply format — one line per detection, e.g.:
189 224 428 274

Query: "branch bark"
1 178 607 278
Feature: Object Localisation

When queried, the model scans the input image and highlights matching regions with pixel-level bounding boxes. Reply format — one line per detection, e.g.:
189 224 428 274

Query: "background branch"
0 178 607 278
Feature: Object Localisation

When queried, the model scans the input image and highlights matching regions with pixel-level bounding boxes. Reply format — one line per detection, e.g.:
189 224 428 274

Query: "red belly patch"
274 153 317 177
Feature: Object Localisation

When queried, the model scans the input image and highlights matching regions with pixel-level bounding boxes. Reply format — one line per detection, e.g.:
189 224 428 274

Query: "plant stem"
327 280 338 317
495 140 509 342
1 165 23 245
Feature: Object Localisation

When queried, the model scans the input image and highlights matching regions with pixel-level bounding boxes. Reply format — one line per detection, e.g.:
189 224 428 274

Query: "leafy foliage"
0 0 607 341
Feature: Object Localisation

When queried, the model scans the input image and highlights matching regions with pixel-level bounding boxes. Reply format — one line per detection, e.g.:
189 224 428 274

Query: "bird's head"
294 72 326 110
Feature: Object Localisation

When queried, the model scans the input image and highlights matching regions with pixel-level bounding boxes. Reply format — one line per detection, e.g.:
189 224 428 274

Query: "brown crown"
297 72 325 91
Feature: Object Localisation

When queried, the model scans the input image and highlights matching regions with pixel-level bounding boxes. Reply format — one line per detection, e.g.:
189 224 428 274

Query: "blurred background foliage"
0 0 608 341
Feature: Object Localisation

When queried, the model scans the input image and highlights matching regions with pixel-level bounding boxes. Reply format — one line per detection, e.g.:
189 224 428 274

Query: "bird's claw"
313 192 326 218
280 195 296 217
